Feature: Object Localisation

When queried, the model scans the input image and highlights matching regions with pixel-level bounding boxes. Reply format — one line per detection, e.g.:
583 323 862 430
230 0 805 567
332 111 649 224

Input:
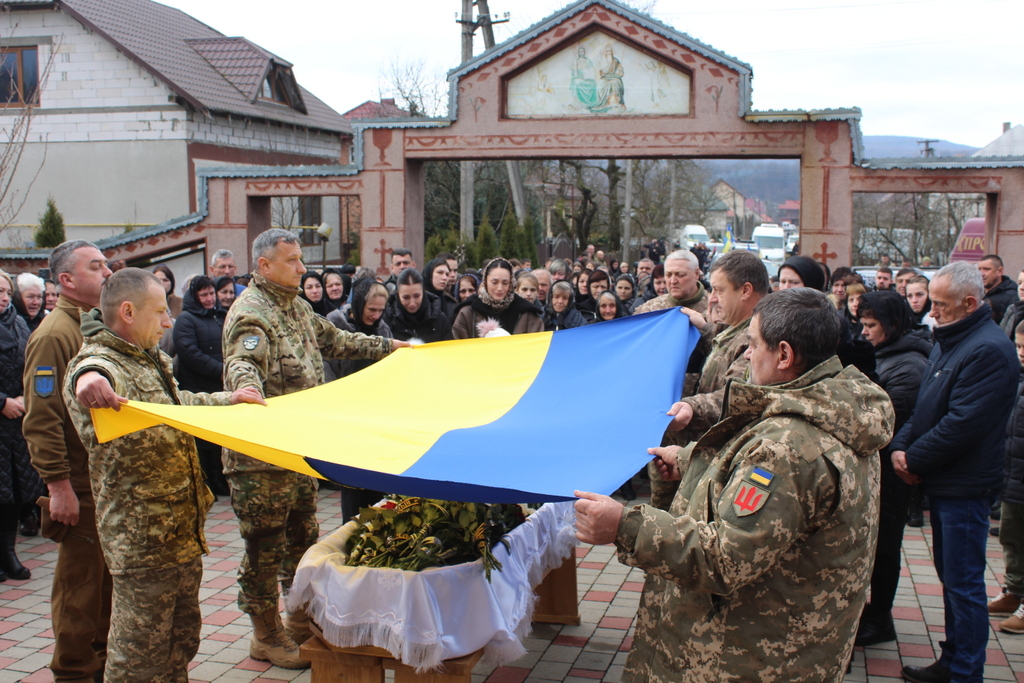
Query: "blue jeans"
931 495 995 683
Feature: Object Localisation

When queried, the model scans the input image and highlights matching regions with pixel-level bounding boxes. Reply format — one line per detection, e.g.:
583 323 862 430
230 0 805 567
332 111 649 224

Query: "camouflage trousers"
229 470 318 614
105 557 203 683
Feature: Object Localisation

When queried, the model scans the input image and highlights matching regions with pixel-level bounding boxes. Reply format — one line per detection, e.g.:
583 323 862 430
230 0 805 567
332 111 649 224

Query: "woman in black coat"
172 276 229 495
543 281 587 331
423 258 459 323
300 271 336 317
853 290 932 646
0 270 45 580
325 277 393 381
383 268 453 343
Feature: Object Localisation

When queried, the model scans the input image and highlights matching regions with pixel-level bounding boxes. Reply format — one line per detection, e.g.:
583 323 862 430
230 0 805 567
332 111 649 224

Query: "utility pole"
622 159 633 266
668 160 677 236
457 1 526 243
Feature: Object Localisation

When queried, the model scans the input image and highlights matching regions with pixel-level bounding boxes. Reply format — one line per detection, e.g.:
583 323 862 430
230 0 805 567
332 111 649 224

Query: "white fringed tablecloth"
286 502 577 672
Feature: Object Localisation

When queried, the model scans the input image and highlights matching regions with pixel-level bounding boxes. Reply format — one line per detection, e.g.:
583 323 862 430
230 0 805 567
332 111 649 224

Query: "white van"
671 224 710 249
751 224 786 263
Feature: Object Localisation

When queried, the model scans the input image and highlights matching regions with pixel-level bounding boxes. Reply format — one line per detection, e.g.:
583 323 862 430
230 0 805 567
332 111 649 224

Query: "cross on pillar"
374 239 393 273
813 241 838 267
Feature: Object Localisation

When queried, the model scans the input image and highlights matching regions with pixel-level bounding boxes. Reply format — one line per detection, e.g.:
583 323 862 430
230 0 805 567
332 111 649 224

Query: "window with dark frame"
260 67 291 106
0 47 39 106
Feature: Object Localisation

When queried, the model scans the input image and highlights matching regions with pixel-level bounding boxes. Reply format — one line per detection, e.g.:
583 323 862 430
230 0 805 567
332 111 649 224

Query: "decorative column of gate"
800 120 854 270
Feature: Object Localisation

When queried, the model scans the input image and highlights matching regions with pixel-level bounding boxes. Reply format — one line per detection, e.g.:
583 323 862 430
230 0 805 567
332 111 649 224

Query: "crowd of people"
1 234 1023 682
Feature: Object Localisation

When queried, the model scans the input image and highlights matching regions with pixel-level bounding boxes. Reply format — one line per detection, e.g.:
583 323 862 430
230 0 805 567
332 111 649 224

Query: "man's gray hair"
665 250 700 271
49 240 100 278
210 248 235 267
935 261 984 302
251 229 300 264
16 272 45 293
549 259 569 277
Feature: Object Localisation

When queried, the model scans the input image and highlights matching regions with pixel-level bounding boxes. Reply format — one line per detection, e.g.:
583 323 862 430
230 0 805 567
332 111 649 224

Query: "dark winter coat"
383 290 453 343
451 294 544 339
1001 299 1024 340
172 288 226 394
891 304 1018 498
873 327 932 443
1002 371 1024 506
325 305 393 381
0 303 45 505
422 258 459 322
985 275 1019 324
543 291 587 331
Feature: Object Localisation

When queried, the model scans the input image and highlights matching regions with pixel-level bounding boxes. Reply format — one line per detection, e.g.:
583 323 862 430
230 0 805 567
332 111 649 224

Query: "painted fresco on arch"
505 32 691 118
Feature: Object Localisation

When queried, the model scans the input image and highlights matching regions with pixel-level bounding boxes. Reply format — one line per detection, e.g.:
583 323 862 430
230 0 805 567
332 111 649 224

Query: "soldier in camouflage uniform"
650 250 771 510
576 288 894 682
221 228 405 668
64 268 264 683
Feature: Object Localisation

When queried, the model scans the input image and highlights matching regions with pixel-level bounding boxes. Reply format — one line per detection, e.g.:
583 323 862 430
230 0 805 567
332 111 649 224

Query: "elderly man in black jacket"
891 261 1018 683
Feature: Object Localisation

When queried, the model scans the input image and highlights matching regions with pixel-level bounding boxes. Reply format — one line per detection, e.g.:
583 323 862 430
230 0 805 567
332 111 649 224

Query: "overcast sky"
161 0 1019 149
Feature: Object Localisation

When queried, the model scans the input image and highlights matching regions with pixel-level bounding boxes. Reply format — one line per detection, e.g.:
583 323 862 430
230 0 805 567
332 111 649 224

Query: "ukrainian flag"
93 308 697 503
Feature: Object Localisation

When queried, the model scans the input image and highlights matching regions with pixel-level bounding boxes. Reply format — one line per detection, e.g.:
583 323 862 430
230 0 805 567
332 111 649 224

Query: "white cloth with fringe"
287 501 577 672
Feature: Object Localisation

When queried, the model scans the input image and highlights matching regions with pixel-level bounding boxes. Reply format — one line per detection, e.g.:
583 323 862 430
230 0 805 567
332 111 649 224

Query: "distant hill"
861 135 977 159
696 135 979 212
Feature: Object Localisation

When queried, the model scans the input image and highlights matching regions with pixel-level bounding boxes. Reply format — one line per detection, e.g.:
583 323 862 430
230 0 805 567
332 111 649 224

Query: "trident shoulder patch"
242 335 260 351
33 366 55 398
732 467 775 517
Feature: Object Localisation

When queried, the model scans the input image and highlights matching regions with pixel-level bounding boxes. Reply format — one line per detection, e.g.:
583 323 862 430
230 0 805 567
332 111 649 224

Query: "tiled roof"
43 0 349 134
778 200 801 210
974 125 1024 157
344 98 409 121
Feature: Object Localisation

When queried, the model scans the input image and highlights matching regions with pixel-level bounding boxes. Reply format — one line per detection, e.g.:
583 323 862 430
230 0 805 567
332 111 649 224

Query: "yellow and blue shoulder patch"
33 366 55 398
733 467 775 517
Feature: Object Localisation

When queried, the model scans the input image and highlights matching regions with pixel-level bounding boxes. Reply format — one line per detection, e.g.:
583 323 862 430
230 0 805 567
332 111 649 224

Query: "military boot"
283 608 313 645
249 609 310 669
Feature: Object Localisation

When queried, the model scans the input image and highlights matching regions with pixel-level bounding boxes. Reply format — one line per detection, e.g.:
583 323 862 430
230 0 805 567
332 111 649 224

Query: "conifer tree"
35 196 65 248
499 212 520 259
476 213 497 264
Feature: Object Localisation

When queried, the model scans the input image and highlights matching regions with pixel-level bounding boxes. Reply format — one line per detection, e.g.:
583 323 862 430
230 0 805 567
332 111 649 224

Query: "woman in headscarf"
172 275 229 496
451 258 543 339
543 281 587 331
383 268 453 343
778 255 827 292
454 273 479 303
325 277 393 519
853 290 932 647
152 265 183 319
12 273 45 333
326 277 392 380
323 269 350 311
422 258 458 322
300 271 335 317
614 274 637 311
588 289 627 324
0 269 44 580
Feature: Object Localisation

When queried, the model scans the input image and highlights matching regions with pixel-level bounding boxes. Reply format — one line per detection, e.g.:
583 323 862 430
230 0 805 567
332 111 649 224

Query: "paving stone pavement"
2 484 1024 682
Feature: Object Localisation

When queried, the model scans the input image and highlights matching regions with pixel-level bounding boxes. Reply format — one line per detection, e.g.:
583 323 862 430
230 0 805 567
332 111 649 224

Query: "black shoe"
855 614 897 647
992 525 1001 537
902 661 951 683
19 509 39 537
907 507 924 527
0 530 30 581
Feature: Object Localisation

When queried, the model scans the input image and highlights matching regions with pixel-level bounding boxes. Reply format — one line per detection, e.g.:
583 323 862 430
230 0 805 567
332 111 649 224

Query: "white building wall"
188 114 342 159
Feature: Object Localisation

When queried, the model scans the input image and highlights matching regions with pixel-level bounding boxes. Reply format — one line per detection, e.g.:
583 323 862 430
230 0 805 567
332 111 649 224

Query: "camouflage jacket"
650 317 752 510
617 357 894 683
221 273 393 473
64 310 230 575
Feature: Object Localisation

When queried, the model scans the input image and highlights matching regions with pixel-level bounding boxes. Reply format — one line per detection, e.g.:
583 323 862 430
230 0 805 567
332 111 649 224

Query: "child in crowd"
515 273 539 305
993 320 1024 632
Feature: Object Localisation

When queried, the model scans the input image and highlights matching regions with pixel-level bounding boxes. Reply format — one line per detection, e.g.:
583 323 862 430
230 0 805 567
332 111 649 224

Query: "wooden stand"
532 556 580 625
302 631 484 683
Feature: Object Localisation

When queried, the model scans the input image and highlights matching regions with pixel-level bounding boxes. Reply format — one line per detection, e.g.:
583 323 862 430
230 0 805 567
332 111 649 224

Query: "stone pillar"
799 120 854 270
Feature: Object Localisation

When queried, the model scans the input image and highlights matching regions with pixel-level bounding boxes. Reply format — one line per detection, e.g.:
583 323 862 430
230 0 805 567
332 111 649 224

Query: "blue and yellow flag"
94 309 697 503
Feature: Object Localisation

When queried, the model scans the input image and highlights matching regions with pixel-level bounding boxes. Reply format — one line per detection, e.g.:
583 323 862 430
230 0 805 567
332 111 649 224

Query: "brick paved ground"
2 483 1024 682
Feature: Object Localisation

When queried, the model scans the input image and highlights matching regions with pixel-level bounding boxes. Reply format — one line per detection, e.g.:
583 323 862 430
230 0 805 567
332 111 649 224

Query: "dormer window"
260 65 294 106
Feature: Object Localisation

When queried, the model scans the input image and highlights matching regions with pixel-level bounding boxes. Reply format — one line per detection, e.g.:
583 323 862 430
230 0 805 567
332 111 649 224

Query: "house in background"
0 0 351 278
974 123 1024 158
777 199 800 226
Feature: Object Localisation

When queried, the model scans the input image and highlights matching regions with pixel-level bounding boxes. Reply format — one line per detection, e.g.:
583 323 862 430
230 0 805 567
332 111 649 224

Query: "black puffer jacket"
172 287 226 394
0 303 45 505
1003 371 1024 506
891 304 1019 497
1001 299 1024 340
383 290 452 343
985 275 1019 323
543 291 587 331
874 327 932 441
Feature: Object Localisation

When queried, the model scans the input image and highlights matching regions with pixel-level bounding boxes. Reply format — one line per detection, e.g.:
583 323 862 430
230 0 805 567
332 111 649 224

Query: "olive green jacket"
617 358 894 683
65 310 229 574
